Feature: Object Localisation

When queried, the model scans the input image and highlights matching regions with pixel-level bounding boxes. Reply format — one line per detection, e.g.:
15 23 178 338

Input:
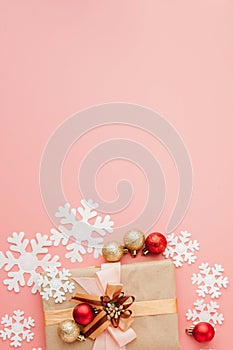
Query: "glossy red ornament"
186 322 215 343
73 303 95 326
143 232 167 255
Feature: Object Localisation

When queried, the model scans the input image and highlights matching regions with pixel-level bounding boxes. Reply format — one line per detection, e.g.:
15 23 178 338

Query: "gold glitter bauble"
124 229 145 251
57 319 80 343
102 241 124 262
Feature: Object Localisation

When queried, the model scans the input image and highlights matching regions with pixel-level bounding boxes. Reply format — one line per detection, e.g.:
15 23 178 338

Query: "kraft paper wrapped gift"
41 260 180 350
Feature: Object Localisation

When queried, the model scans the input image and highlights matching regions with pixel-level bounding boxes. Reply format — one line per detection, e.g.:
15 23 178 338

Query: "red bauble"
188 322 215 343
144 232 167 254
73 303 94 326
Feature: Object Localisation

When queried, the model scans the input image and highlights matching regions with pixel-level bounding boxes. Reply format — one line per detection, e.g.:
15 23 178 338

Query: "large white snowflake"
50 199 114 262
192 263 229 298
186 299 224 326
0 232 61 293
163 230 199 267
0 310 35 348
38 266 75 303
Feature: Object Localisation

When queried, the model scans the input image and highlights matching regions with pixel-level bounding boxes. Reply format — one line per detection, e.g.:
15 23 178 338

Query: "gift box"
41 259 180 350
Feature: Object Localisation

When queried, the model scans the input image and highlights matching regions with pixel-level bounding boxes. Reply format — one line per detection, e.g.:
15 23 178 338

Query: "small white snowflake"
38 267 75 303
163 230 199 267
0 310 35 348
186 299 224 326
32 347 42 350
50 199 114 263
192 263 229 298
0 232 61 293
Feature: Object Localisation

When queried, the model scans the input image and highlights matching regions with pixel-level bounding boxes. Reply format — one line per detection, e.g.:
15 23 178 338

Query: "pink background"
0 1 232 349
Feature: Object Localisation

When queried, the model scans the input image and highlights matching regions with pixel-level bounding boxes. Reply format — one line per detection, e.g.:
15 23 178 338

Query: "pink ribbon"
73 263 137 350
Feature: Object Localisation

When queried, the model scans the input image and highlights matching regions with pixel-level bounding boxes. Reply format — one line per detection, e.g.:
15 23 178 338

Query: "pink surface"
0 1 232 349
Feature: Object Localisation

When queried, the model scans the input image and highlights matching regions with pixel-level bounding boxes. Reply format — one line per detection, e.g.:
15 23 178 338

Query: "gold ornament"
57 319 81 343
124 229 145 257
102 241 124 262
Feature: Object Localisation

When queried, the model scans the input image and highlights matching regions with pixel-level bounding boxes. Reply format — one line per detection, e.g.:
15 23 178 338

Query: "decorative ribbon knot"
71 283 135 338
101 292 135 328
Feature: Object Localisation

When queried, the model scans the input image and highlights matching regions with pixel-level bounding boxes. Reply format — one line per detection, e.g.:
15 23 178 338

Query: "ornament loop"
185 325 195 335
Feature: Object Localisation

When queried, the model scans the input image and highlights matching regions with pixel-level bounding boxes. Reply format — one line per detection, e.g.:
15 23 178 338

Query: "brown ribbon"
83 310 110 340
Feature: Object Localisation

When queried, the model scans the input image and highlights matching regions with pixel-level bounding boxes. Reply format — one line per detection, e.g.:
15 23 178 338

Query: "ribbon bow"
101 290 134 328
72 263 137 350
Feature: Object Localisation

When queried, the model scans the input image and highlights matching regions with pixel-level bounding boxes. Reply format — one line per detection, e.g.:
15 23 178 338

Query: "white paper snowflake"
32 348 42 350
50 199 114 262
192 263 229 298
0 232 61 293
38 266 75 303
163 230 199 267
0 310 35 348
186 299 224 326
